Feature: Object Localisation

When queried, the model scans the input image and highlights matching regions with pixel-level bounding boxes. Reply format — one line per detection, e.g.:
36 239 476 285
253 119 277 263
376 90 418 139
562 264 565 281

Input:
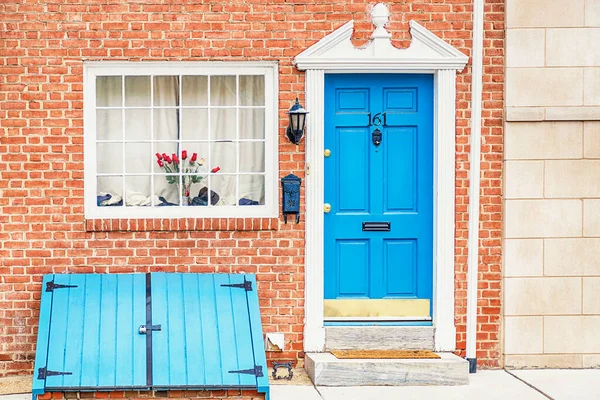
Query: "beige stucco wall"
504 0 600 368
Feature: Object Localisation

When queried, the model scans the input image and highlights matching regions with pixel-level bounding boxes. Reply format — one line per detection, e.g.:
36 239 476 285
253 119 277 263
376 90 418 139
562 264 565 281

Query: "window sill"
85 217 279 232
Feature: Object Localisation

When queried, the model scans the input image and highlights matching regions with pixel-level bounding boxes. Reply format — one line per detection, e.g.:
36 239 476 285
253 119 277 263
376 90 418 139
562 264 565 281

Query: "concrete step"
305 352 469 386
325 326 435 351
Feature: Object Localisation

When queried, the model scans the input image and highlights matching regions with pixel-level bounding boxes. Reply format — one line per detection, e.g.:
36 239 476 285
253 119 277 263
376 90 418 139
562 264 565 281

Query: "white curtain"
95 75 265 207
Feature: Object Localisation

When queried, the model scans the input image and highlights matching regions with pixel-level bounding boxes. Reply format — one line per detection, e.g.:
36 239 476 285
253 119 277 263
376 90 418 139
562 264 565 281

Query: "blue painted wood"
196 274 223 386
34 273 269 399
245 275 270 399
32 275 54 395
166 274 188 385
384 240 416 295
151 273 267 396
114 273 146 387
337 240 369 296
227 275 259 388
385 127 416 211
44 274 71 389
79 274 102 388
97 274 118 388
338 128 369 212
132 274 147 387
150 272 171 386
182 274 205 386
324 74 434 316
61 274 86 388
42 274 147 391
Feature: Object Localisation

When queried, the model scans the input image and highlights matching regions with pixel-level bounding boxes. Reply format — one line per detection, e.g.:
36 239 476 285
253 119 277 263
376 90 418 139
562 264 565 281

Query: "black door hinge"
46 281 78 292
38 367 72 380
221 279 253 291
229 365 263 377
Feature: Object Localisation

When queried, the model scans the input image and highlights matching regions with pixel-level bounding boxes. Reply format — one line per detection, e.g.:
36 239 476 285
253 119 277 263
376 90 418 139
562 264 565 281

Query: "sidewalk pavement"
3 370 600 400
272 369 600 400
272 370 546 400
509 369 600 400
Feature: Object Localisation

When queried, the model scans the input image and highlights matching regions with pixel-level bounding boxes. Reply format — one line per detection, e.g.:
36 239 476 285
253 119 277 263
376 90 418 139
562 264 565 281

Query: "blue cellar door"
324 74 434 318
33 273 269 399
151 273 269 393
33 274 147 393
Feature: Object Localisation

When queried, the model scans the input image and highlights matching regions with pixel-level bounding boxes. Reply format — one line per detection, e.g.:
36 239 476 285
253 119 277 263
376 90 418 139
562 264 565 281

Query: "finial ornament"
371 3 391 39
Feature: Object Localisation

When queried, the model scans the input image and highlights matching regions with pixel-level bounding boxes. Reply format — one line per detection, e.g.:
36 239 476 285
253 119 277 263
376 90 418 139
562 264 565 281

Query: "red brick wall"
0 0 504 376
453 0 505 368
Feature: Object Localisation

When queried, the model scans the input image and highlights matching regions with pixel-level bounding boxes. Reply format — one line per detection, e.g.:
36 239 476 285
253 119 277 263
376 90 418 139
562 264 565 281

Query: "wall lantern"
286 98 309 145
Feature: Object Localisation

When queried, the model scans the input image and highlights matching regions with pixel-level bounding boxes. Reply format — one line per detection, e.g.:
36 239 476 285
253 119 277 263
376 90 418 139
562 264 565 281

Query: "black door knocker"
372 128 382 146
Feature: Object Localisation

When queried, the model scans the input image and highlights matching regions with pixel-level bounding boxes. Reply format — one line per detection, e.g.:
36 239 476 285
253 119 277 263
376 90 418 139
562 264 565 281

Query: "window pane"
125 143 151 173
153 143 179 173
210 109 236 140
125 109 151 140
154 109 179 141
96 76 122 107
125 76 150 106
154 175 180 206
210 142 236 174
239 175 265 205
97 176 123 206
239 142 265 172
180 142 209 169
96 109 122 141
97 143 123 174
239 108 264 140
181 109 208 141
210 175 236 206
187 175 211 206
153 76 179 107
125 176 151 206
210 76 236 106
182 76 208 106
239 75 264 106
92 67 273 215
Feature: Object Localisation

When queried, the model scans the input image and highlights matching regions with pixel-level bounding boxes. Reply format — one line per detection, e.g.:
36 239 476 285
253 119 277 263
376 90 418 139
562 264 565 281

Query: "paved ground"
272 370 547 400
510 369 600 400
4 370 600 400
272 370 600 400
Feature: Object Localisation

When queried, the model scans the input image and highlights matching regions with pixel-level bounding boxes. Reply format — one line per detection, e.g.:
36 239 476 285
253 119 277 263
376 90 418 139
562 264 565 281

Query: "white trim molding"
466 0 485 367
294 20 468 71
295 3 468 353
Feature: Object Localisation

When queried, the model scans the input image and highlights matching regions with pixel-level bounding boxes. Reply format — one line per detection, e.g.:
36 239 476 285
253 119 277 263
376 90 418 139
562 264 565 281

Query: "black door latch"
138 324 162 334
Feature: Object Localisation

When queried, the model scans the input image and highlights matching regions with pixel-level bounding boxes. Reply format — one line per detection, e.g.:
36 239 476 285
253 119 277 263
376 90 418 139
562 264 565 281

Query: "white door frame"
294 6 468 352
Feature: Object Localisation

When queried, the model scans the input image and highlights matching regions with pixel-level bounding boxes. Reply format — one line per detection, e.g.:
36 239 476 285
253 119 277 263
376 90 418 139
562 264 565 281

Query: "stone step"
325 326 435 351
305 352 469 386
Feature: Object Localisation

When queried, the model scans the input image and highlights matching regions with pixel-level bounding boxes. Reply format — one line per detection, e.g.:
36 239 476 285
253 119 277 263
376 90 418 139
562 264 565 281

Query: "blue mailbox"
281 174 301 224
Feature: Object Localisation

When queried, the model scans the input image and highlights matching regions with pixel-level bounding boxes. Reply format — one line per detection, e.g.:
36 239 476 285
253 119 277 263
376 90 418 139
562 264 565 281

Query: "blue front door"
324 74 434 319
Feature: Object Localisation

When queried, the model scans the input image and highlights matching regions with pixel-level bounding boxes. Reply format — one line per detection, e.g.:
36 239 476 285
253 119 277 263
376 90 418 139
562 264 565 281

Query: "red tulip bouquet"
155 150 219 201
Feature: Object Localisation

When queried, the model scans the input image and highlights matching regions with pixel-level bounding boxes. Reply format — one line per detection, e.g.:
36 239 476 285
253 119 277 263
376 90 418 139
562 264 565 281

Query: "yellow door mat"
330 350 441 359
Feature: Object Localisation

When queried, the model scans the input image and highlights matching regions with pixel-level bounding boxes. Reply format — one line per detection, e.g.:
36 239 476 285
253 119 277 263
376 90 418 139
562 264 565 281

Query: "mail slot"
362 222 391 231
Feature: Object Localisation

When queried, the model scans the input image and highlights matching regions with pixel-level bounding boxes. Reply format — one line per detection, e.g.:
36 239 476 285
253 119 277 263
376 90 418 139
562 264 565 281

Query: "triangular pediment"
294 16 468 71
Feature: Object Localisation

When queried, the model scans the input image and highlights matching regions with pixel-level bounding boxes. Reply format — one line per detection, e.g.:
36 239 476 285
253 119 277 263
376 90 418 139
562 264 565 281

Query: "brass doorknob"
324 149 331 157
324 203 331 213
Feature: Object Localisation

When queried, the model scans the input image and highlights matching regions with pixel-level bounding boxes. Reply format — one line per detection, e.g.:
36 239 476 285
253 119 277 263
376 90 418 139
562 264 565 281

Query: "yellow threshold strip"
324 299 431 320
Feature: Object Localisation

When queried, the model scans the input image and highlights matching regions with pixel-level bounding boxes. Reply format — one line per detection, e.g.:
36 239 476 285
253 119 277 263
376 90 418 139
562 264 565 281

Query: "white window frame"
83 61 279 219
